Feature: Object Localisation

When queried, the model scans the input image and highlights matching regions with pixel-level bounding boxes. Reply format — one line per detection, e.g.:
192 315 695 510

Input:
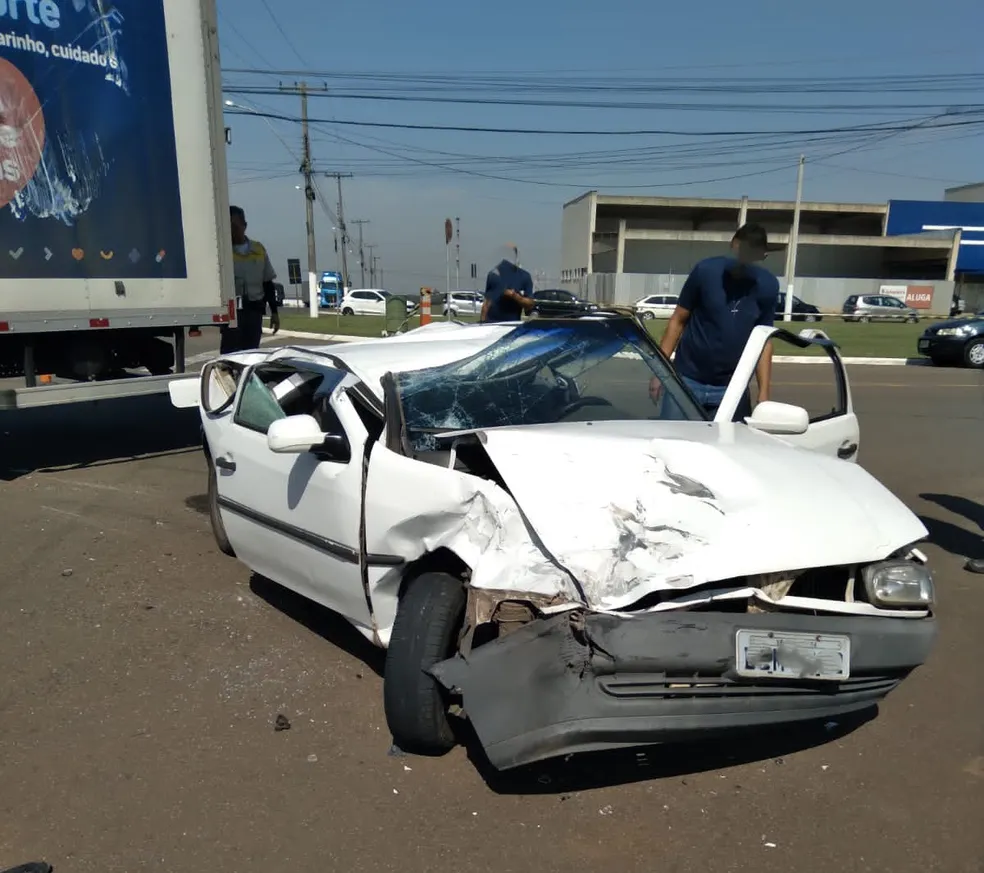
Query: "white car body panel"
203 370 374 633
474 421 925 612
716 325 860 460
177 319 930 646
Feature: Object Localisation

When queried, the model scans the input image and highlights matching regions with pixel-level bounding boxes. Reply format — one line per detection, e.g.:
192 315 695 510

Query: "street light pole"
782 155 805 323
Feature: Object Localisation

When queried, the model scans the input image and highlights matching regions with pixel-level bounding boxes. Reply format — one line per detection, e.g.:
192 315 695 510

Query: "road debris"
274 713 291 732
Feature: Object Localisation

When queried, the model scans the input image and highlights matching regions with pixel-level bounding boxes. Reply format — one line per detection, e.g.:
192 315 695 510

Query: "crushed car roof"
262 321 548 396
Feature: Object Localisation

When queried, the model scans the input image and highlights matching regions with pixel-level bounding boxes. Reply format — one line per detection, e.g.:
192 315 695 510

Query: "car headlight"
936 326 973 337
862 560 935 608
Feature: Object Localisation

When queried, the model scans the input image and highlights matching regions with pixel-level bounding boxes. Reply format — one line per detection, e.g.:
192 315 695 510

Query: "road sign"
287 258 301 285
444 218 453 245
470 263 477 279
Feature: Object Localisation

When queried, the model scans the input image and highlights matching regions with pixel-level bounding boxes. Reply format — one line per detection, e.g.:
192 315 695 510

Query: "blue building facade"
886 200 984 274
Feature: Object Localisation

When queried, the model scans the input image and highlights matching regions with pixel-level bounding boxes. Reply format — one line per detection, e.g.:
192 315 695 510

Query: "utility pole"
351 219 370 287
782 155 806 323
324 172 353 289
281 81 319 318
365 244 378 285
455 216 460 291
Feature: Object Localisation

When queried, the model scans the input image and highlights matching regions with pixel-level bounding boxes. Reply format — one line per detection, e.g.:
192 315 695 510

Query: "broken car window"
394 319 706 449
235 363 348 435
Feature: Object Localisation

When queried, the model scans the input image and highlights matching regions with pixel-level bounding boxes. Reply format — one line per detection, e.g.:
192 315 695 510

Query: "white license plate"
736 629 850 681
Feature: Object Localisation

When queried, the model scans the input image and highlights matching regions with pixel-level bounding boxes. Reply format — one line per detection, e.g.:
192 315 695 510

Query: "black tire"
805 314 818 322
207 457 235 557
640 311 655 321
341 307 354 316
964 338 984 369
908 315 919 324
859 314 871 324
384 571 466 755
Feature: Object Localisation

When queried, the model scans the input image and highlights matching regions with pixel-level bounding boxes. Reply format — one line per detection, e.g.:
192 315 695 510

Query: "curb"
265 328 926 367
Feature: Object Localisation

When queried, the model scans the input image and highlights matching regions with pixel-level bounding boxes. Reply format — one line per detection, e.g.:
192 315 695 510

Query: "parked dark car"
531 289 597 317
775 292 822 322
917 312 984 368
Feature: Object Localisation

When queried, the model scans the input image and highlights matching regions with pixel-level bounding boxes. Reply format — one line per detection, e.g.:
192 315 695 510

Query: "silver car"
843 294 920 323
444 291 483 317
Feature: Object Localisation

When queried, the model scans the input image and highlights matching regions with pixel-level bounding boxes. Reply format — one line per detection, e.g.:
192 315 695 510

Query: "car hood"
926 315 984 332
475 420 927 611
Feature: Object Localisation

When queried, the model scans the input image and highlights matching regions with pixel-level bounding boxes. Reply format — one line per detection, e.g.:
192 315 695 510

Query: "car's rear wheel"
964 339 984 369
384 571 466 755
908 315 920 324
207 456 235 558
341 307 354 316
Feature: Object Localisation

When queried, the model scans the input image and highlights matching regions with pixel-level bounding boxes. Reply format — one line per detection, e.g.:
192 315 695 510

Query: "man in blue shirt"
659 223 779 421
480 243 536 323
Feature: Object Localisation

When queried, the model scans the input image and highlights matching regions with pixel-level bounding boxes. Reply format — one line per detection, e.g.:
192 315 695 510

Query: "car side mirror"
267 414 327 453
745 401 809 435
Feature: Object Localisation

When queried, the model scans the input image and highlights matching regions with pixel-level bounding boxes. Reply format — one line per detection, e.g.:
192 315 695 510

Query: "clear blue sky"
217 0 984 294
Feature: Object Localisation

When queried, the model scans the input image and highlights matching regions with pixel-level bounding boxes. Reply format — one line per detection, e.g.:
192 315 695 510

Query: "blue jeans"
680 375 752 422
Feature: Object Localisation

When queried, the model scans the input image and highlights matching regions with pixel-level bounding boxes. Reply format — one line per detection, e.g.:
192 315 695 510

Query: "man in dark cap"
658 223 780 420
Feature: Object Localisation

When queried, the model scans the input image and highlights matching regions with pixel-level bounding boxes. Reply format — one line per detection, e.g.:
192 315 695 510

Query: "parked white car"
341 288 392 316
634 293 679 320
171 314 936 771
443 291 483 317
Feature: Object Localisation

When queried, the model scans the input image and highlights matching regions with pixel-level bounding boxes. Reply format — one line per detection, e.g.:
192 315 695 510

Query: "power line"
222 86 984 116
256 0 308 68
222 105 984 137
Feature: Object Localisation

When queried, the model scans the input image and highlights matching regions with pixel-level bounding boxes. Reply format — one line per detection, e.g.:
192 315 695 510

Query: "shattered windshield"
394 319 706 444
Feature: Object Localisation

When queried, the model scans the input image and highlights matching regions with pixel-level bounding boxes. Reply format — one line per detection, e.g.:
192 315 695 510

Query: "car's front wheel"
384 571 466 755
964 338 984 369
341 307 354 316
805 314 818 322
207 456 235 557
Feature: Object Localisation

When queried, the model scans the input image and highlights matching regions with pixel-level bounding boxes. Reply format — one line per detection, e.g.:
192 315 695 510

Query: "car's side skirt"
217 496 403 568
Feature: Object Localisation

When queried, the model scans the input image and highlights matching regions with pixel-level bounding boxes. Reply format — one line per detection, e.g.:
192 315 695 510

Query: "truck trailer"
0 0 234 409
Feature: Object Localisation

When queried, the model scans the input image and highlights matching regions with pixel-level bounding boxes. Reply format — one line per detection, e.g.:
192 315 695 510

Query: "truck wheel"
384 571 466 755
964 339 984 369
208 457 235 557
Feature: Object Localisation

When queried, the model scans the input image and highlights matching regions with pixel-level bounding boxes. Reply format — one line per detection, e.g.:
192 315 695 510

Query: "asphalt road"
0 350 982 873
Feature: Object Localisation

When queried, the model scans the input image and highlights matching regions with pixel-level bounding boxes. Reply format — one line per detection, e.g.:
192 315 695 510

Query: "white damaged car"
171 312 937 770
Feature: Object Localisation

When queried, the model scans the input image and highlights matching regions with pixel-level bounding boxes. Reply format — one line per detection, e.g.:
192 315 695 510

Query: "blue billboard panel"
886 200 984 274
0 0 186 279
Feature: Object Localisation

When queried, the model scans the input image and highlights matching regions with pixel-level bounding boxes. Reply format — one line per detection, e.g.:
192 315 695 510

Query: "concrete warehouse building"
560 186 984 315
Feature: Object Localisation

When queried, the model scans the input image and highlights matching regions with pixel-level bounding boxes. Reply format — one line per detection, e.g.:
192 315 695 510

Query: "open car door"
714 325 860 462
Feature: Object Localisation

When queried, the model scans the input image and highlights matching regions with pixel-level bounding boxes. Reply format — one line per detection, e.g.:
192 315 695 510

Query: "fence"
562 273 959 317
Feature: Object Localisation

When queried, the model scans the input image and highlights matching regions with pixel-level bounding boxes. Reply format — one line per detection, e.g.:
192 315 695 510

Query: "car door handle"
837 442 858 459
215 455 237 472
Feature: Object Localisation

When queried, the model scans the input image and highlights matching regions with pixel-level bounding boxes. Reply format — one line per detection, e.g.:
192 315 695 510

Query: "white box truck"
0 0 235 409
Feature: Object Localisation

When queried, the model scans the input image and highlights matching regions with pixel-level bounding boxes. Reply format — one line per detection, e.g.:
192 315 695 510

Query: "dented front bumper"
430 610 937 771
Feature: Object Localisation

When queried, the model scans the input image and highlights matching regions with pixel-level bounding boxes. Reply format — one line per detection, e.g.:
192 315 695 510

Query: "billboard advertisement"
879 284 934 310
0 0 187 280
886 200 984 274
